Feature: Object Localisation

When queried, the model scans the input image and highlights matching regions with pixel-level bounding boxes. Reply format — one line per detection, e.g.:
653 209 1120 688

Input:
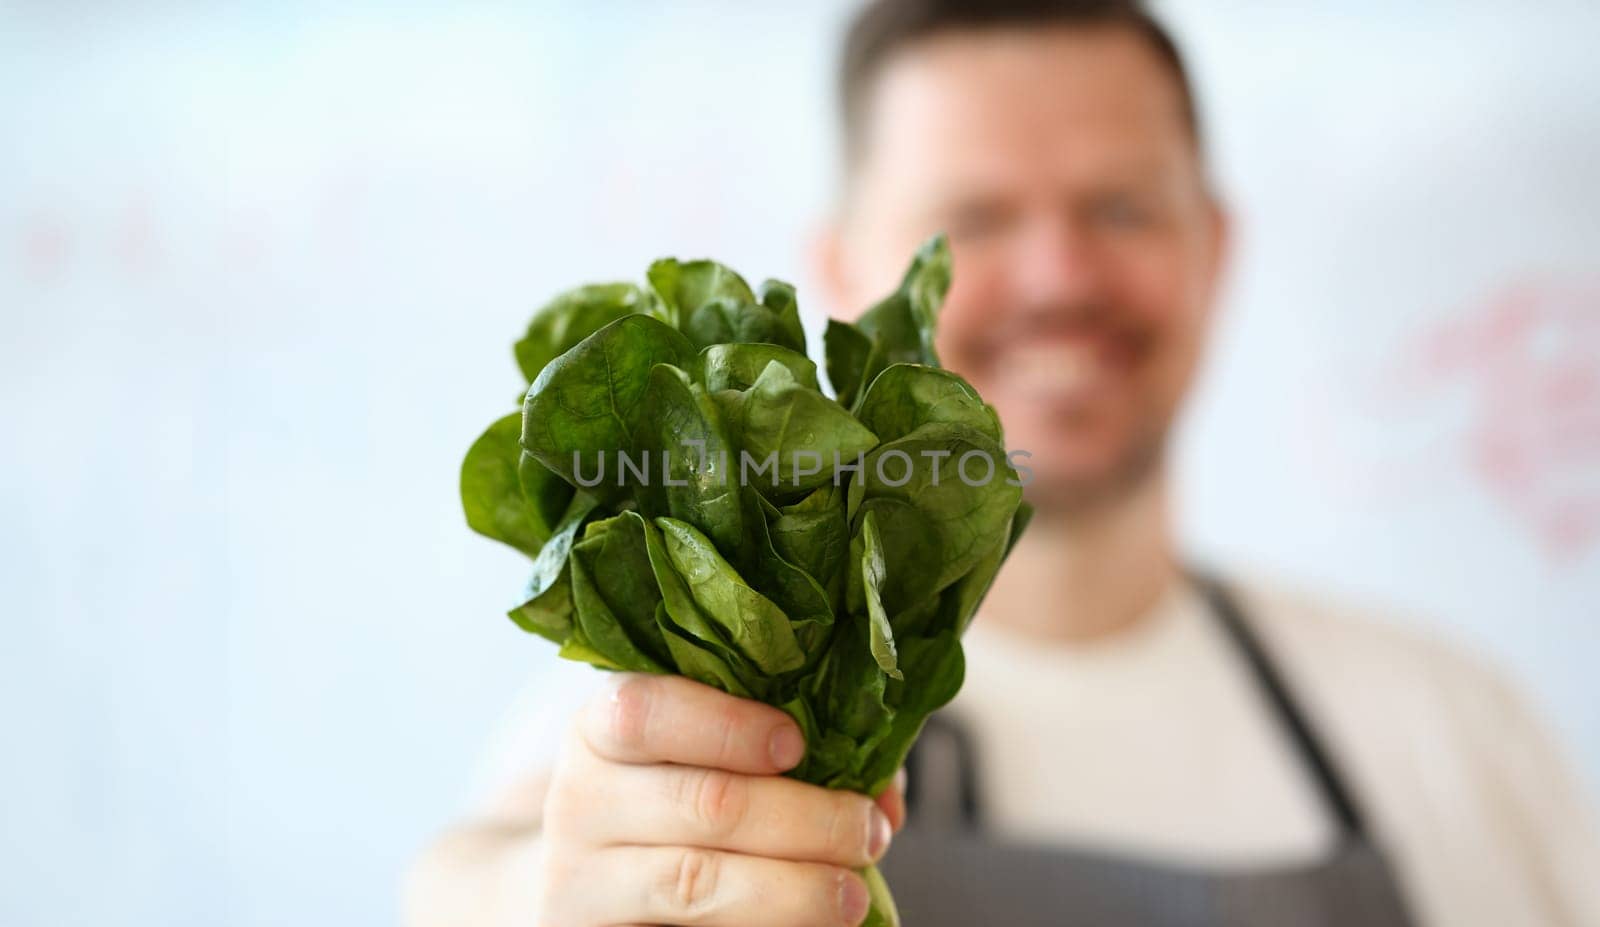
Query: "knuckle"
605 675 658 753
826 794 871 862
540 775 585 837
712 704 744 765
661 847 722 917
535 844 580 915
680 768 748 837
537 849 569 891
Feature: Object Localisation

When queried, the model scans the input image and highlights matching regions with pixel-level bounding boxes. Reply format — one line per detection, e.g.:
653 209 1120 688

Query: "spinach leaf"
638 514 767 697
570 551 669 673
848 422 1023 598
520 315 693 502
631 363 744 554
740 489 835 661
570 514 672 669
854 363 1001 444
514 282 649 383
461 413 547 556
823 318 877 408
517 450 575 542
506 493 599 642
647 257 756 329
858 234 949 369
462 235 1025 927
756 278 808 351
858 510 902 680
697 342 820 393
714 360 879 499
827 234 952 409
768 484 851 612
685 298 806 353
656 517 805 676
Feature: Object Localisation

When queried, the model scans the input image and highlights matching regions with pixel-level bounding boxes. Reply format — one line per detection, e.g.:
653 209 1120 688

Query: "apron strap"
1190 573 1370 841
904 711 986 832
906 574 1375 844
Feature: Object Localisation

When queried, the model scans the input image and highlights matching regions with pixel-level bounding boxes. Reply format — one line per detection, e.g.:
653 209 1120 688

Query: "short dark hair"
838 0 1202 164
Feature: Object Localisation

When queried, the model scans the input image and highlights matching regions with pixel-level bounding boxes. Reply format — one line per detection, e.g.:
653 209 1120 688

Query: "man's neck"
981 473 1180 643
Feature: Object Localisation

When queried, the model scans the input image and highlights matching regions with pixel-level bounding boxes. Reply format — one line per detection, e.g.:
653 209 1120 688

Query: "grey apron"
879 576 1418 926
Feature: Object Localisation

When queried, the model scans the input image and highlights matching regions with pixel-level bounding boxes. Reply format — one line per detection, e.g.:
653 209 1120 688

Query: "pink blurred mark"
115 197 160 276
315 160 371 268
220 206 271 271
20 211 72 283
1397 276 1600 561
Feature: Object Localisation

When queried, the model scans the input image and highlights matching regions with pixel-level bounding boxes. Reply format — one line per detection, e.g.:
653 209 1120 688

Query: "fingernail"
867 807 892 860
839 872 870 924
768 725 805 770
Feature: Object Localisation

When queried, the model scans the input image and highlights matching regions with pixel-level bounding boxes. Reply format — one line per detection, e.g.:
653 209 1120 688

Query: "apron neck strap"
906 574 1374 843
1189 572 1370 841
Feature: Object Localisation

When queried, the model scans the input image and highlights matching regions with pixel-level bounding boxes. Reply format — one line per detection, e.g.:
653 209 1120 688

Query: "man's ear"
1203 195 1232 312
807 219 854 321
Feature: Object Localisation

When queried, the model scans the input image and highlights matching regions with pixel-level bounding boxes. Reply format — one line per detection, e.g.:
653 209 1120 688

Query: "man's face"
823 25 1226 511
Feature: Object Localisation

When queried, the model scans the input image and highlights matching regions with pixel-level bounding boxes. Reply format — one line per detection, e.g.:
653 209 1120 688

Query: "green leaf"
647 257 756 329
558 620 623 670
506 493 600 641
684 298 806 353
848 422 1023 602
696 342 819 393
930 510 1017 636
714 360 879 499
521 315 693 502
569 551 668 673
517 450 575 540
769 484 851 612
805 611 893 765
855 630 965 792
858 511 902 680
857 233 949 369
462 413 547 556
638 517 767 698
631 363 744 554
662 614 755 698
757 278 808 353
847 497 942 620
853 364 1002 445
656 517 805 676
570 514 672 670
514 282 649 383
507 567 572 644
823 319 877 408
1009 500 1035 553
826 234 951 409
742 490 834 661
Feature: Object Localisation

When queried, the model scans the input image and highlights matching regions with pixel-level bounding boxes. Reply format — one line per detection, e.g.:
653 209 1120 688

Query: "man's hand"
535 673 903 927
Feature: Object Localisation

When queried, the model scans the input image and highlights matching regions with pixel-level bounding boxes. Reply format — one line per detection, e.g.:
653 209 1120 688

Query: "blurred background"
2 1 1596 924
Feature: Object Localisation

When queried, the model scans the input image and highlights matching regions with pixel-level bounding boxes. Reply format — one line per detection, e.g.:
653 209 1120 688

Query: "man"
406 1 1600 924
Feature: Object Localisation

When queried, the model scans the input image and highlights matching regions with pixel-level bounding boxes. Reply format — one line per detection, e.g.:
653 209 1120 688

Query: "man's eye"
946 204 1012 241
1092 196 1154 230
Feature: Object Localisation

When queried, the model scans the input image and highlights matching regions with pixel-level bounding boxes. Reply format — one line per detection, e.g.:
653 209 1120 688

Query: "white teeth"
994 343 1107 400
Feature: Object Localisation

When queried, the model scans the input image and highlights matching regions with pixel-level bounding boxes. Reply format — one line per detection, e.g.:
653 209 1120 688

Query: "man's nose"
1007 214 1107 312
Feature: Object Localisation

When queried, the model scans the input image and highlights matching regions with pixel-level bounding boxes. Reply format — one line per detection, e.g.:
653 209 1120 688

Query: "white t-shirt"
471 576 1600 927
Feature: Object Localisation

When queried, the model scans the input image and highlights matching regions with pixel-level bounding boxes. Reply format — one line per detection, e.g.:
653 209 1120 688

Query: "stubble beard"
1021 423 1169 519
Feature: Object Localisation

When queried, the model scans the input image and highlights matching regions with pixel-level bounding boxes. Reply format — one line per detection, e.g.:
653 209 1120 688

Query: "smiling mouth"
986 337 1129 406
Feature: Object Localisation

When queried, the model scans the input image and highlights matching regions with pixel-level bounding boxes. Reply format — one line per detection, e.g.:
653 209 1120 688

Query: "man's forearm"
405 773 550 927
404 822 544 927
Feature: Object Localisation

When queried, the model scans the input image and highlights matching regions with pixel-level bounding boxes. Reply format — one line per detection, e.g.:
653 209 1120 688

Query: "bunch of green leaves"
461 235 1029 926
